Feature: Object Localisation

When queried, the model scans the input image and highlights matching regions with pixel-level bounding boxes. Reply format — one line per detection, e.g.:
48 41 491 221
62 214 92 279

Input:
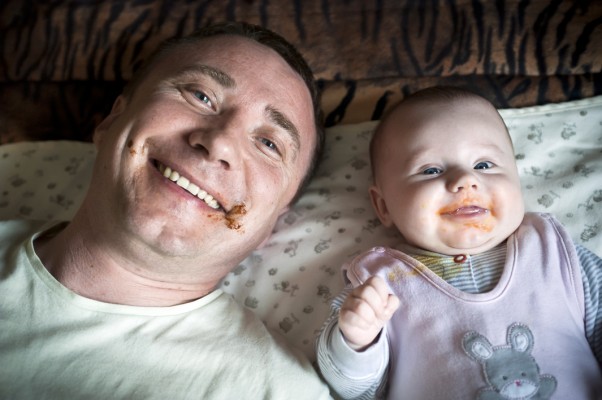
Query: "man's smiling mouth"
156 162 221 210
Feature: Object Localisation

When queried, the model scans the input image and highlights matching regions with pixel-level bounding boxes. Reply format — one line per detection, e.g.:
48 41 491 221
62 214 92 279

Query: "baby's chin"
435 236 508 256
435 222 519 254
405 232 506 256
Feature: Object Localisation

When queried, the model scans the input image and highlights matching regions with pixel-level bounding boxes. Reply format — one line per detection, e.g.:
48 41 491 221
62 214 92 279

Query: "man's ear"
369 185 394 228
93 95 127 145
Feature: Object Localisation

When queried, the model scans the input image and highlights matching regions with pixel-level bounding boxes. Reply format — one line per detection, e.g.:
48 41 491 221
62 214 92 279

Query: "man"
0 22 331 399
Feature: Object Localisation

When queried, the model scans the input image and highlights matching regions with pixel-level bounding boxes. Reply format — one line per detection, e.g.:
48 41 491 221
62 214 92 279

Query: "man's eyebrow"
173 65 235 88
266 106 301 155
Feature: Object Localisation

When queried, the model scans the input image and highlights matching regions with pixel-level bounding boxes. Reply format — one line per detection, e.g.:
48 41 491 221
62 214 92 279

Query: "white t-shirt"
0 220 331 399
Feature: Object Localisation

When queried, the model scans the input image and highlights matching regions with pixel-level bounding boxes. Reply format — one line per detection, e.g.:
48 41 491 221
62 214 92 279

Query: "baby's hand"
338 276 400 351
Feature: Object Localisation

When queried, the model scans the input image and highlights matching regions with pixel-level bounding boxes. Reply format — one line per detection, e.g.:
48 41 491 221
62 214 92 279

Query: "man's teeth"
158 164 220 209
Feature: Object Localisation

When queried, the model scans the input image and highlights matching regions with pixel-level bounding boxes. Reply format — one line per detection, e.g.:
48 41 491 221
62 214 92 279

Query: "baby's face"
369 99 524 255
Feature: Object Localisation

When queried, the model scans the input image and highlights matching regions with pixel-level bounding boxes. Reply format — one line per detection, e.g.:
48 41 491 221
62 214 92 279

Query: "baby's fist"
338 276 400 351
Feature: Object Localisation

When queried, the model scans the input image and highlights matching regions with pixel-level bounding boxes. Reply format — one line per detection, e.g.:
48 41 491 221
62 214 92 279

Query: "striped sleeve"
316 287 389 400
577 244 602 366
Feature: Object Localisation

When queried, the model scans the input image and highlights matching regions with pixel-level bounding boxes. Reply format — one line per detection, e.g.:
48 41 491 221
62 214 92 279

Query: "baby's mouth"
442 206 489 216
155 162 222 210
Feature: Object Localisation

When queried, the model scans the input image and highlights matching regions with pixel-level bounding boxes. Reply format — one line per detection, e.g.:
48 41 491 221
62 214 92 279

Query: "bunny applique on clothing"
463 323 556 400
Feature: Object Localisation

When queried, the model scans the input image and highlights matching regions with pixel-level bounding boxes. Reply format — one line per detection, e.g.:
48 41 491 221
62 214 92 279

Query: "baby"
316 86 602 399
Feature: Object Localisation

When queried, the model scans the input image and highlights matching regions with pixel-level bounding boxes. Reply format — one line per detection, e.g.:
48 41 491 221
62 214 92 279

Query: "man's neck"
33 220 217 307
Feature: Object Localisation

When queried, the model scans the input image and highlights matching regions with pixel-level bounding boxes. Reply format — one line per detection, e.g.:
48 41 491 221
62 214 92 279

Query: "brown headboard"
1 0 601 143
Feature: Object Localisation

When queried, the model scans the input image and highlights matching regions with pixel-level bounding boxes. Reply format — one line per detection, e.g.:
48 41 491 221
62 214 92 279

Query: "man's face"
370 99 524 255
90 35 316 279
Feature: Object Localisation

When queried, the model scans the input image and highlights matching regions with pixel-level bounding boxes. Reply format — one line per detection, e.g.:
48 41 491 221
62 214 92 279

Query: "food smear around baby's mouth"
460 219 494 232
438 197 489 216
225 203 247 231
438 201 495 232
441 206 488 216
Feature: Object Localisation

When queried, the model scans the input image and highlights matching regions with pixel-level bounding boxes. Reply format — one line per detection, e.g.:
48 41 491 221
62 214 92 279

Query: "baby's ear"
93 95 127 146
369 185 394 227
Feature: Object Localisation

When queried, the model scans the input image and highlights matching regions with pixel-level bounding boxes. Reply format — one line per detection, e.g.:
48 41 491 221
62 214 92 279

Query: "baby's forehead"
387 97 505 134
391 95 491 118
374 98 511 150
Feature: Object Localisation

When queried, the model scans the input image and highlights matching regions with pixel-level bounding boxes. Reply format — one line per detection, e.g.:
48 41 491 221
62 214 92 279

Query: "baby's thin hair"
370 86 503 172
401 85 485 105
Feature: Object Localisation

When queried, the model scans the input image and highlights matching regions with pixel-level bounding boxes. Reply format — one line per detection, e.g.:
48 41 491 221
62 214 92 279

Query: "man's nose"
187 115 241 169
446 168 479 193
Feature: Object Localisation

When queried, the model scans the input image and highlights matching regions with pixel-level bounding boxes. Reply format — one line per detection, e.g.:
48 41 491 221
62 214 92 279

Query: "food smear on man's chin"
225 203 247 231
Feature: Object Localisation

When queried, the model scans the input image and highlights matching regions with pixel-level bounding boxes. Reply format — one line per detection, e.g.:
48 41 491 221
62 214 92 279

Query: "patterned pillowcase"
1 96 601 361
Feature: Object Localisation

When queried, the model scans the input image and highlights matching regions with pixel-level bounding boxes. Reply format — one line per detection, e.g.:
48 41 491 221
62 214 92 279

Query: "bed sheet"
1 96 601 361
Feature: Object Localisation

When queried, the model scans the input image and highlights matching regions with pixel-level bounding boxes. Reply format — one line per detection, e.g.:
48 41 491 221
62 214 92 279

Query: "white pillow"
1 95 601 361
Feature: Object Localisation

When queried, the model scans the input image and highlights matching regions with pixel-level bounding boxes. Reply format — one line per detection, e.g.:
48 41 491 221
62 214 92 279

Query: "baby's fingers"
343 276 398 322
338 276 399 350
339 296 379 330
365 276 399 322
382 292 400 319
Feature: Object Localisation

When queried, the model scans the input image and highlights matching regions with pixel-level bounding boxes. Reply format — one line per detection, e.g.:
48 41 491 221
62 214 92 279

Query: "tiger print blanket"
1 0 601 143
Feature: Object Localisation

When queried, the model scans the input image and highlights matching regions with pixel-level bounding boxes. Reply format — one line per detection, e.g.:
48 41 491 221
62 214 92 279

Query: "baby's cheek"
415 213 435 233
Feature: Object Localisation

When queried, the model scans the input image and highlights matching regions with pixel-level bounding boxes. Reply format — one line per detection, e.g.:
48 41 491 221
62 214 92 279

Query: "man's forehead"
169 64 235 88
168 35 277 65
151 35 315 144
155 35 301 90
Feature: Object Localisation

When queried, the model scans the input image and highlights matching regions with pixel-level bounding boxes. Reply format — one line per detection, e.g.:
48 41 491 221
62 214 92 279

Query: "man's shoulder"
0 220 66 269
184 293 332 397
0 219 48 244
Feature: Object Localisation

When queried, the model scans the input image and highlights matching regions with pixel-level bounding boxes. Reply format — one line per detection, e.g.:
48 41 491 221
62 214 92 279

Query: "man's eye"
260 138 279 153
423 167 442 175
474 161 493 170
192 90 212 107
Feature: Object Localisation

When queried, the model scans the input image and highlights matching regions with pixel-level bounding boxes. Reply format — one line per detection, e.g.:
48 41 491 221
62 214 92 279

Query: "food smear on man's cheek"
127 139 147 156
127 139 137 155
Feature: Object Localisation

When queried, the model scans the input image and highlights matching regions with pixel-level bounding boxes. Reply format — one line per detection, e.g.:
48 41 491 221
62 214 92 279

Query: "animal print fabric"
1 0 601 143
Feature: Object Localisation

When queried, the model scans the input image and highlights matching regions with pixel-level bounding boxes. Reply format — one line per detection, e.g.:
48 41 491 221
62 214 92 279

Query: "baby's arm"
577 244 602 366
339 276 400 350
316 281 395 399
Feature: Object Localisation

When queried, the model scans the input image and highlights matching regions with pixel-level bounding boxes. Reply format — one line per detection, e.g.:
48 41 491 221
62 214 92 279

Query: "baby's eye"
422 167 442 175
192 90 212 107
474 161 493 170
